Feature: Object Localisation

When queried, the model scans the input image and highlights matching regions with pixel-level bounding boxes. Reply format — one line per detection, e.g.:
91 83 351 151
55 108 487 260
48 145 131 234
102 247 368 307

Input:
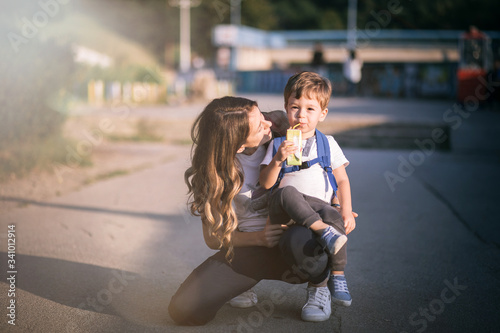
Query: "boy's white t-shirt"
261 134 349 203
234 145 269 232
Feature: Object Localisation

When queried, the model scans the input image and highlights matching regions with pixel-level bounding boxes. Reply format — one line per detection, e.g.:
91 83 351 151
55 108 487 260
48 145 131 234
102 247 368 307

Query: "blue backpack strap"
315 129 338 196
272 136 285 156
271 131 338 197
271 136 302 189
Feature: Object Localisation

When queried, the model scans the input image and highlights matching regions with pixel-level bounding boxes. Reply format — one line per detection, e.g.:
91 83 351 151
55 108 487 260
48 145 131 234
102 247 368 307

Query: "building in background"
213 25 500 99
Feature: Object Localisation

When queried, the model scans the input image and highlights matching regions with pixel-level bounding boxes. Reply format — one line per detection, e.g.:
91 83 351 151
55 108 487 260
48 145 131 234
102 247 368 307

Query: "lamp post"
230 0 241 71
347 0 357 51
169 0 200 73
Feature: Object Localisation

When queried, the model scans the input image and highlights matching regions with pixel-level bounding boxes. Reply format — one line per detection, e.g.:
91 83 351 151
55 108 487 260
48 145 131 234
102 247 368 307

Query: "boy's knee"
318 208 345 233
271 186 302 210
278 186 300 200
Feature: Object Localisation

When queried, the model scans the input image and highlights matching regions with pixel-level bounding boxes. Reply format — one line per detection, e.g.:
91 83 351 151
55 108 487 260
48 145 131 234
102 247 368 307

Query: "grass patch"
171 138 193 146
84 169 130 185
0 135 92 182
106 119 164 142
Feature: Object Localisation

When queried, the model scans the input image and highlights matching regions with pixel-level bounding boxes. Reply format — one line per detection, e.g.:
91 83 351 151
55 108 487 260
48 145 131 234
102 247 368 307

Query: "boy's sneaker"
318 226 347 255
301 286 332 322
228 289 258 308
328 274 352 307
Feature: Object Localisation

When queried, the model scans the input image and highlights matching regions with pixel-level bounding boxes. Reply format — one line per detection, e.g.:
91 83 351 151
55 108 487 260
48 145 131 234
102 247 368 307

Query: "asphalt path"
1 96 499 332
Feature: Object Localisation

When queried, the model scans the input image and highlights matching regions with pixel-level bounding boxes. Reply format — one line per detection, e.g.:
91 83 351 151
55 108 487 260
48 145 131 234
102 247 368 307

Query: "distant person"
490 59 500 110
311 42 327 77
260 72 356 321
461 26 488 71
343 49 363 96
168 96 358 325
312 42 325 67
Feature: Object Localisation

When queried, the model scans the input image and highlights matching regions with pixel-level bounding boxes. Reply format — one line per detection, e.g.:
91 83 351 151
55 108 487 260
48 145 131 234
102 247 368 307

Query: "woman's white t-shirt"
234 145 269 232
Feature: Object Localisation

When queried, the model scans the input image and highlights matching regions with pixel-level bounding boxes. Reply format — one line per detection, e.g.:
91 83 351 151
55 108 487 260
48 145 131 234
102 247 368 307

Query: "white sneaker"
301 286 332 322
228 289 258 308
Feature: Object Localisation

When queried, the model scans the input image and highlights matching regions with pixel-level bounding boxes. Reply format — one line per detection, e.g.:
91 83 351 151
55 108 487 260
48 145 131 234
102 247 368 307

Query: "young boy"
259 71 356 322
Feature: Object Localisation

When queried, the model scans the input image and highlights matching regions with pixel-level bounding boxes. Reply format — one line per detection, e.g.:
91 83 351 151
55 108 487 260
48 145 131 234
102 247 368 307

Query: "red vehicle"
457 27 493 103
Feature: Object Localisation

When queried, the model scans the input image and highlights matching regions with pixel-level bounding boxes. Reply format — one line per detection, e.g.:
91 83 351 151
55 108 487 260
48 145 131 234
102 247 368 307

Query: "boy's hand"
274 140 298 163
340 209 357 235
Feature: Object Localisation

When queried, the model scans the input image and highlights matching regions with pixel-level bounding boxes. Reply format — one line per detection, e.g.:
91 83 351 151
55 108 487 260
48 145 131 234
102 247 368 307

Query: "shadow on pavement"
0 196 178 222
1 253 137 316
0 253 185 329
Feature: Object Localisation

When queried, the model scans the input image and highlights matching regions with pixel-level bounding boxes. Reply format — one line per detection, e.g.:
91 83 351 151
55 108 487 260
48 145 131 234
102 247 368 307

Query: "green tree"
241 0 278 30
358 0 499 31
42 0 500 69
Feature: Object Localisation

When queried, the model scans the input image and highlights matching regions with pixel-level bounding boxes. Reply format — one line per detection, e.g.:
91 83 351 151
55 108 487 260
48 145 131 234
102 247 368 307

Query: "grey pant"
269 186 347 271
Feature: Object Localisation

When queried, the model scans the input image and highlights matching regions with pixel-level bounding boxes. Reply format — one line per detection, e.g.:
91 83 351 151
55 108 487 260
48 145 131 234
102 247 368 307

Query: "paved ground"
1 95 500 332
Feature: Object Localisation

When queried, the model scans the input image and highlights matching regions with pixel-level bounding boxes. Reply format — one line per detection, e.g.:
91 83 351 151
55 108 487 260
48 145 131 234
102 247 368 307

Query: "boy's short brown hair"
284 71 332 110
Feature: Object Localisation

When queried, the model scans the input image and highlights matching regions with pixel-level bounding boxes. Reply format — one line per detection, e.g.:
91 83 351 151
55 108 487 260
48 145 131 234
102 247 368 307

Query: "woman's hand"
231 218 288 248
260 218 288 248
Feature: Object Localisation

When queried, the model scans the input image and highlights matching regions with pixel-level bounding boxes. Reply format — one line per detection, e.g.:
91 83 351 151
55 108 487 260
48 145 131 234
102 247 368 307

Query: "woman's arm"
233 219 288 247
202 220 222 250
202 217 287 249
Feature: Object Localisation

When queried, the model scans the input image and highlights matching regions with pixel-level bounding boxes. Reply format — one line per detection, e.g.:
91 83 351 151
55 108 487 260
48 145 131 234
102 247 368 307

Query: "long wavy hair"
185 96 258 261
